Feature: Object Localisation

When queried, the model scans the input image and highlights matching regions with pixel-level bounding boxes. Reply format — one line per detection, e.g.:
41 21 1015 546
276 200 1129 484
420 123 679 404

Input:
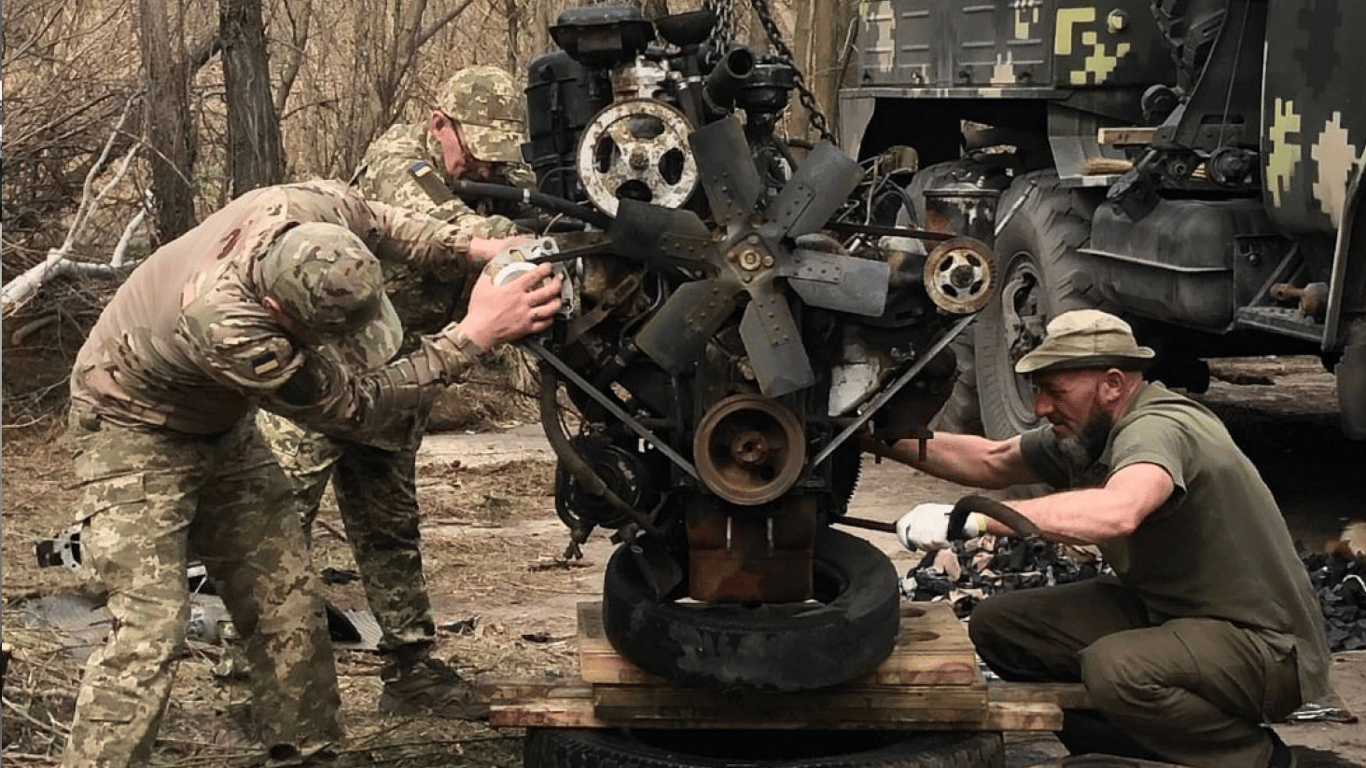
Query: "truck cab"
840 0 1366 438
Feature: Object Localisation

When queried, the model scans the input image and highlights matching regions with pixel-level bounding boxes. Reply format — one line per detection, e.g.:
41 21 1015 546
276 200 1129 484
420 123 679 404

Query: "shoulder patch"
252 351 282 376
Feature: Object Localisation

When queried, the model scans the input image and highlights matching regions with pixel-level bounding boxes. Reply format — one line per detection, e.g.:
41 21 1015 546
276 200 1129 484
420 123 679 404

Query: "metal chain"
746 0 833 143
704 0 736 49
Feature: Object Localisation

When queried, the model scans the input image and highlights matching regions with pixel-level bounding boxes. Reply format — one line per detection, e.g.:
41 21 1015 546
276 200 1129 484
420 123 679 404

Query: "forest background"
1 0 858 423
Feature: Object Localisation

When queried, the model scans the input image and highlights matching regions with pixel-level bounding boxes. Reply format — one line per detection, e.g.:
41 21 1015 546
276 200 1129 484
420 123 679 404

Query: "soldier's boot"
377 657 489 720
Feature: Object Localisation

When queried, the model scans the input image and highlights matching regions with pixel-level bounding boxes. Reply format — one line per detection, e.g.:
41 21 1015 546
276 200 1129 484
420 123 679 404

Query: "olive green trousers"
967 577 1301 768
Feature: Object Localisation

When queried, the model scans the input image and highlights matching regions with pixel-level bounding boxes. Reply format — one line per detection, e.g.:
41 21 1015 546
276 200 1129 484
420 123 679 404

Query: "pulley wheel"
693 394 804 505
576 99 699 216
923 236 996 314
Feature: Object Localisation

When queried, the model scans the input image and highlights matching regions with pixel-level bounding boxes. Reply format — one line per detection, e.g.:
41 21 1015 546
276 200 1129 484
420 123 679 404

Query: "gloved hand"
895 503 987 551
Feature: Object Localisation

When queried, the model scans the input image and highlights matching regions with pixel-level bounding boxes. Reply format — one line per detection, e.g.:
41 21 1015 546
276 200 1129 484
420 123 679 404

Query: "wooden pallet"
488 601 1073 731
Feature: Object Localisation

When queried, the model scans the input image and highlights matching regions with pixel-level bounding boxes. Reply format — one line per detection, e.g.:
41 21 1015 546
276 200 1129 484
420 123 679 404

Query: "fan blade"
739 291 815 397
780 249 891 317
689 117 762 225
635 279 743 374
765 141 864 238
611 199 717 271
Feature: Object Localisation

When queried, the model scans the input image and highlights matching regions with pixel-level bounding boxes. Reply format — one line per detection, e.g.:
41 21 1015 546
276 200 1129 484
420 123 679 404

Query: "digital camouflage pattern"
260 222 403 369
435 65 527 164
1261 0 1365 235
256 410 438 654
356 122 527 346
62 181 491 762
257 77 539 696
62 412 340 768
70 179 483 447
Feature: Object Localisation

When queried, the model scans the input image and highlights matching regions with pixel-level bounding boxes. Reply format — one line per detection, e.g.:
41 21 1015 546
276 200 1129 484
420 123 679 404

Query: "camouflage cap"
260 222 402 369
435 65 526 164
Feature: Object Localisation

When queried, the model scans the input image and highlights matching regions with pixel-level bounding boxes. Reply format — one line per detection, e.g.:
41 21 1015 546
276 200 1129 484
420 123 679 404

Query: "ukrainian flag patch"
252 351 281 376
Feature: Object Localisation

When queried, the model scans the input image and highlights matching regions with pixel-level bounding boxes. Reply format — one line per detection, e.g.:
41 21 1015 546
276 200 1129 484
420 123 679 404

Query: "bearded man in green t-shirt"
865 309 1329 768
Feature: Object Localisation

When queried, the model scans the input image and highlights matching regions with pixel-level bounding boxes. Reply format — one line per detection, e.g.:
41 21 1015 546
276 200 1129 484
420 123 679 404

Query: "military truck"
840 0 1366 439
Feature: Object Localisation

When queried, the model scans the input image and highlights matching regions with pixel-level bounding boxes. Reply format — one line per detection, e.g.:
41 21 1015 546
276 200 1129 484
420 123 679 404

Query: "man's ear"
429 110 449 134
1100 368 1127 403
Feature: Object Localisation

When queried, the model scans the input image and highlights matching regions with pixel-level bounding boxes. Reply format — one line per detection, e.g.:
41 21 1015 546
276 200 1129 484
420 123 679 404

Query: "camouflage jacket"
69 180 482 446
354 122 536 341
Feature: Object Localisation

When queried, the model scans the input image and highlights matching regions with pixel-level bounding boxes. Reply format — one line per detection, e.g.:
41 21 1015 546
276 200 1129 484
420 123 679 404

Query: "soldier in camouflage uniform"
63 179 562 768
256 66 539 719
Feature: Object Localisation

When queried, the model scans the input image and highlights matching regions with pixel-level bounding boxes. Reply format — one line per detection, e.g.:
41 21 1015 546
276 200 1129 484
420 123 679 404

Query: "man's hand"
468 235 531 265
895 503 987 551
457 263 563 350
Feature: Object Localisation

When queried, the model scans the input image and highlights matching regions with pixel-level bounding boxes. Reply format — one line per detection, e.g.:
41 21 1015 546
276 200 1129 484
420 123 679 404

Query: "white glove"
895 503 987 551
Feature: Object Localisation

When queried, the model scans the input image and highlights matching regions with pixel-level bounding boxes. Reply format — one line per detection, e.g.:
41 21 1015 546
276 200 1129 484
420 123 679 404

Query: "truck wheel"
974 171 1099 438
601 529 900 692
525 728 1005 768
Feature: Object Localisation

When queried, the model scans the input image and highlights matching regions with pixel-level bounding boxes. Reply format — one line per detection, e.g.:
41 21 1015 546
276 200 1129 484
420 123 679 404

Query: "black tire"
974 171 1100 438
602 529 900 692
525 728 1005 768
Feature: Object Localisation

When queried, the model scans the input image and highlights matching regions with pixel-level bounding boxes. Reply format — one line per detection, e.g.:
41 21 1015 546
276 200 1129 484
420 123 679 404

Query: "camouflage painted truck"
839 0 1366 439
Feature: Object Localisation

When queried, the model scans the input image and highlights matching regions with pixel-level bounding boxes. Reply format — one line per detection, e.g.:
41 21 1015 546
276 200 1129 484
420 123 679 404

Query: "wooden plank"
989 682 1092 710
492 697 1062 732
578 601 980 687
1097 126 1157 146
984 701 1063 731
591 681 989 726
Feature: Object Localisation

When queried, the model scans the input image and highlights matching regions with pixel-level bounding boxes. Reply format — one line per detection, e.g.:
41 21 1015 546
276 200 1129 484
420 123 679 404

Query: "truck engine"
510 4 998 691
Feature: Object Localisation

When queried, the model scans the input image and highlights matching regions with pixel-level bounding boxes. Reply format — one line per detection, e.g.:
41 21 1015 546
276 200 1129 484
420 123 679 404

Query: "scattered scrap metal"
902 536 1366 653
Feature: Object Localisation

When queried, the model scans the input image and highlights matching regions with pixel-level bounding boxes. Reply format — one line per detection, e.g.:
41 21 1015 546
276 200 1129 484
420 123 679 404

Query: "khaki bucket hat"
1014 309 1155 374
259 222 402 369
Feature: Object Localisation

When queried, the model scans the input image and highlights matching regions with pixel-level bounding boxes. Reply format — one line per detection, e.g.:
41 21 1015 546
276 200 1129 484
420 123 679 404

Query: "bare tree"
138 0 199 241
221 0 286 193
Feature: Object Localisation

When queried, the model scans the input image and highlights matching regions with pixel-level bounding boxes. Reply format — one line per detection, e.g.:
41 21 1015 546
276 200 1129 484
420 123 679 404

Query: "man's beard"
1055 403 1115 469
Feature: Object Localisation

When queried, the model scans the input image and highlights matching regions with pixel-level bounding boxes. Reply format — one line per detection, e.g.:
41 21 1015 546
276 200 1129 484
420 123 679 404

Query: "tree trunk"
137 0 198 242
222 0 286 194
794 0 855 143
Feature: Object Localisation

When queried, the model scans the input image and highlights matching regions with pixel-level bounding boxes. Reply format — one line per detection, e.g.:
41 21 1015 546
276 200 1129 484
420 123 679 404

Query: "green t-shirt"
1020 382 1330 702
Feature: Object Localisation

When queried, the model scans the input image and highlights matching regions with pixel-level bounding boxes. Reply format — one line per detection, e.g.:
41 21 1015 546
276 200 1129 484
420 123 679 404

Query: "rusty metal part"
1270 281 1329 319
831 515 896 534
693 394 805 505
685 497 818 602
576 99 698 217
923 188 1002 245
923 236 996 314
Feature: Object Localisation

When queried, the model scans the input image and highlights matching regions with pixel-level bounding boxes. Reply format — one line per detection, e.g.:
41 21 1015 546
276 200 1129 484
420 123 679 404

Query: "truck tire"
601 529 900 692
974 171 1099 438
525 728 1005 768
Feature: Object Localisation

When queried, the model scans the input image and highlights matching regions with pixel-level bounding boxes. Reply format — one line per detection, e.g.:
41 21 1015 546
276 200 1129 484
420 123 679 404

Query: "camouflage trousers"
256 409 437 660
61 409 340 768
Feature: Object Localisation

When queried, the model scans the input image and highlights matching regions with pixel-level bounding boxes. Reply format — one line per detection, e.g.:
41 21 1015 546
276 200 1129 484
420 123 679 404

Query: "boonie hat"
435 65 526 164
1014 309 1155 374
259 222 402 369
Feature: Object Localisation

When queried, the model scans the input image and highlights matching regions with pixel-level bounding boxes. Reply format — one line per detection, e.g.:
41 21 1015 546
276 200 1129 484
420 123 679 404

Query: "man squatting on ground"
62 179 563 768
256 65 535 717
865 310 1330 768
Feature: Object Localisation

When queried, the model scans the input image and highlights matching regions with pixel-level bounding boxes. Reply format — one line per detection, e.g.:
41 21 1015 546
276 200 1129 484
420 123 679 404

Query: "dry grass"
0 420 581 766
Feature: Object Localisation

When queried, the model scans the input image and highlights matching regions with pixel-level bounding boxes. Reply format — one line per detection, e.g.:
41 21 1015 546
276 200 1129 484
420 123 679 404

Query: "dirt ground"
2 355 1364 767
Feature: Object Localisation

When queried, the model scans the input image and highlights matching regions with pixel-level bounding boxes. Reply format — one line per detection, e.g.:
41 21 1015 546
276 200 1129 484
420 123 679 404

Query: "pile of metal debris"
1303 550 1366 652
902 536 1366 653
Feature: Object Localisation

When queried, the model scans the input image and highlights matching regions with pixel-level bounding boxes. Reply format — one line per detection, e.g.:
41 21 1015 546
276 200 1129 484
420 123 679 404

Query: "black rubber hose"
538 366 658 535
449 180 613 231
948 493 1044 540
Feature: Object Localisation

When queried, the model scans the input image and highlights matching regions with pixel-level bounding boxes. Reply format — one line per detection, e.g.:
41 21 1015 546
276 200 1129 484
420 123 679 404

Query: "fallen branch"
2 94 144 318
